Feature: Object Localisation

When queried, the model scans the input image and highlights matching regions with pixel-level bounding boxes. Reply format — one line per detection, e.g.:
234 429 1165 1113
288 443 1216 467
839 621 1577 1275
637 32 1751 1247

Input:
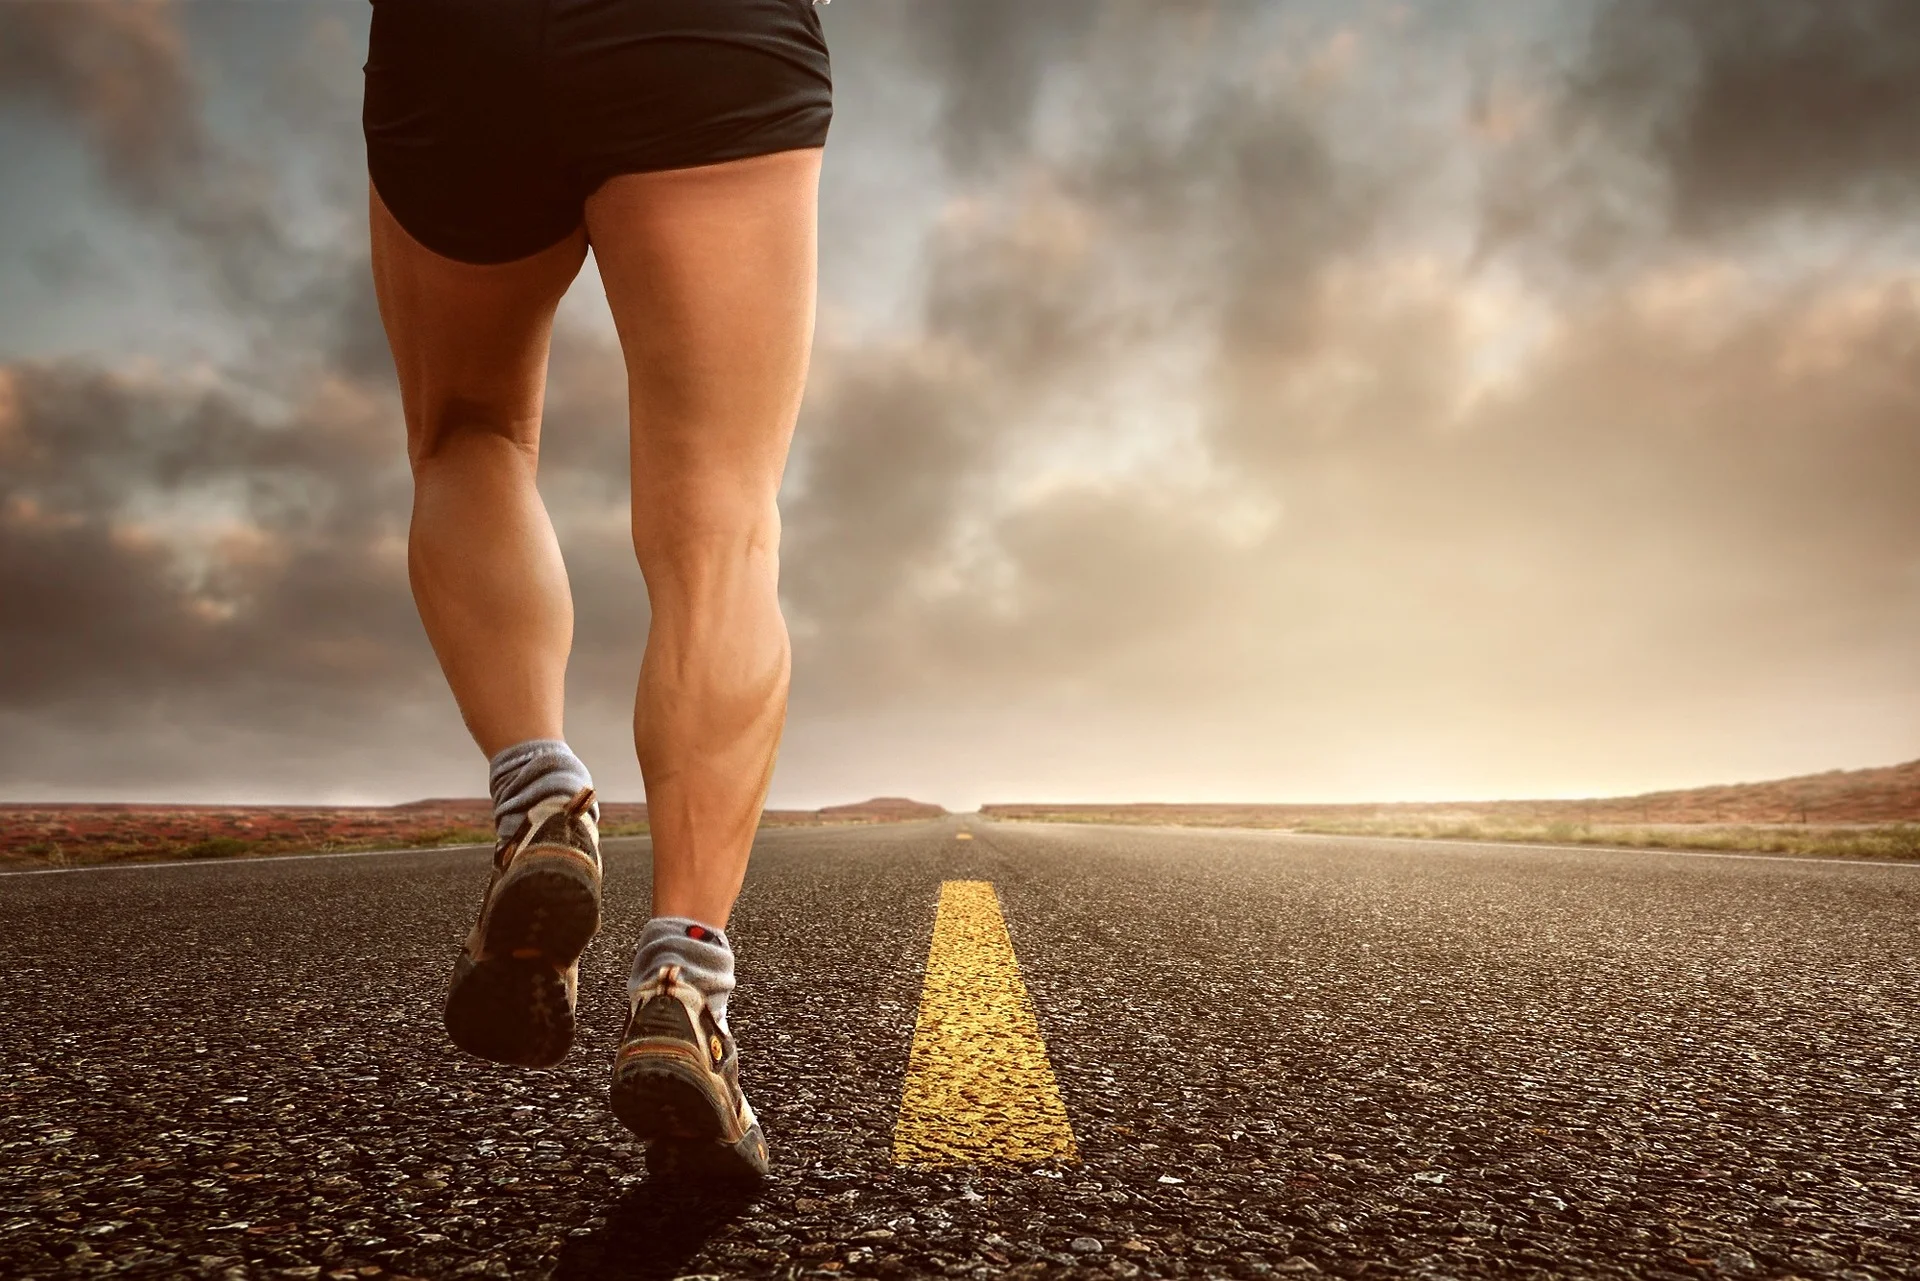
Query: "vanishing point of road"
2 817 1915 1279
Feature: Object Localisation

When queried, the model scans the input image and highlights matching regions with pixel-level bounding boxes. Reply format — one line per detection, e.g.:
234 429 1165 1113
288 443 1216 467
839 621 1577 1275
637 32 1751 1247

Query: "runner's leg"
583 146 822 927
367 182 589 756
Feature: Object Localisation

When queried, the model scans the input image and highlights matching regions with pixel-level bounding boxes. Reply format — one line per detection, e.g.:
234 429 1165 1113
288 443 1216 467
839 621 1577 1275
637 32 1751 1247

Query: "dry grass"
1287 818 1920 861
993 810 1920 861
10 824 506 871
982 759 1920 832
0 795 949 871
983 761 1920 862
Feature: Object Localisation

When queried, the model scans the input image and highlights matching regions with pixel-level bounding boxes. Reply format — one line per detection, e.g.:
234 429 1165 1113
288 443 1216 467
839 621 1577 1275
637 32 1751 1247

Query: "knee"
631 486 782 571
406 393 540 472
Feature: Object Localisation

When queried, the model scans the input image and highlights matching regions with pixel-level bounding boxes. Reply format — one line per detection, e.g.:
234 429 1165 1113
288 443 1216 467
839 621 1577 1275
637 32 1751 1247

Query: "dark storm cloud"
1591 0 1920 232
779 4 1385 703
0 2 653 794
0 360 417 708
0 0 200 205
0 0 323 319
0 333 655 795
1488 0 1920 261
782 351 989 638
0 4 435 794
899 0 1103 176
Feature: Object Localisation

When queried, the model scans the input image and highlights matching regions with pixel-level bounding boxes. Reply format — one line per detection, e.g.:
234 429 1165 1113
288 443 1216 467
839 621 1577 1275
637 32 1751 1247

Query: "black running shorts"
362 0 832 265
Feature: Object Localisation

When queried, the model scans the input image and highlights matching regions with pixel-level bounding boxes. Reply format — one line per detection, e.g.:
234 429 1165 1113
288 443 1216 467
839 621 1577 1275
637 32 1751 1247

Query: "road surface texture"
2 817 1915 1280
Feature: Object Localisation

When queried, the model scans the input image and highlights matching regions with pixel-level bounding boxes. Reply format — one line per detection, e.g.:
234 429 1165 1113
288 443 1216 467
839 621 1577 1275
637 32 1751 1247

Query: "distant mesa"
818 796 948 821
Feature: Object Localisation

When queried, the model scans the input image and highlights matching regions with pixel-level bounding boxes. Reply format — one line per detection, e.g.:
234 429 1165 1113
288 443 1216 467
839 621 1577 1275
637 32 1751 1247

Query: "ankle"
632 915 736 1026
488 738 594 842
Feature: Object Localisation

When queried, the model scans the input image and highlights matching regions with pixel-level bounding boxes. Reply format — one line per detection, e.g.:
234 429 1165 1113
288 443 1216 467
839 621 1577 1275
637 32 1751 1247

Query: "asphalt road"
2 817 1916 1280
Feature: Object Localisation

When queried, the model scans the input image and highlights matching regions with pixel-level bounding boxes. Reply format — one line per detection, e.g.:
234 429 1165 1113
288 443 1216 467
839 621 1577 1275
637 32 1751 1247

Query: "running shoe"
609 962 770 1186
443 785 602 1068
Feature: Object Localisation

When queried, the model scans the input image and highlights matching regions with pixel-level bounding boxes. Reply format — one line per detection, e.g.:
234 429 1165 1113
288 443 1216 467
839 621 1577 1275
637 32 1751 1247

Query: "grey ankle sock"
631 916 736 1028
487 738 594 843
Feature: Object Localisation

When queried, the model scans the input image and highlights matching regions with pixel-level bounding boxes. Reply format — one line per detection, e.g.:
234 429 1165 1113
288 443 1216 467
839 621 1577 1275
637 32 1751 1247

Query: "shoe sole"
444 851 600 1069
610 1047 770 1186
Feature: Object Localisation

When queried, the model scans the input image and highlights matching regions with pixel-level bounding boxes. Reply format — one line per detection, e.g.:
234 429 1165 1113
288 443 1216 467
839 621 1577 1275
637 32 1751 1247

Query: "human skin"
367 145 823 927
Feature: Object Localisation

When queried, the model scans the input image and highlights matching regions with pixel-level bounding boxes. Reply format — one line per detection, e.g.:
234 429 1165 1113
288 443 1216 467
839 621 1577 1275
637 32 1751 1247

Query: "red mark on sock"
686 925 709 940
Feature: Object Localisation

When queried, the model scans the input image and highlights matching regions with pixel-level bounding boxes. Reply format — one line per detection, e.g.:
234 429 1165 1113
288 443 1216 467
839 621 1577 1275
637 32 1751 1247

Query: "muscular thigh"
368 182 589 464
582 147 823 519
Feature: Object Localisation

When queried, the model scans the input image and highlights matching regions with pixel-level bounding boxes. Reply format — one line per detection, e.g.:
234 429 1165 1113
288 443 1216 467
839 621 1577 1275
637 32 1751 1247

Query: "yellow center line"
892 880 1079 1167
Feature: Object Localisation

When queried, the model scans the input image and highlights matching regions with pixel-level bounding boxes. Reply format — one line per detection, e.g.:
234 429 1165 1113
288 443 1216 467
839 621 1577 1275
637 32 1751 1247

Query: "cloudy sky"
1 0 1916 808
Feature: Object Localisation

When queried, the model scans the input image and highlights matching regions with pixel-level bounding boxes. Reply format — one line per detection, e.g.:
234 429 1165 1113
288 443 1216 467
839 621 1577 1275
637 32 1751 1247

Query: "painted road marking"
954 832 973 840
893 880 1078 1166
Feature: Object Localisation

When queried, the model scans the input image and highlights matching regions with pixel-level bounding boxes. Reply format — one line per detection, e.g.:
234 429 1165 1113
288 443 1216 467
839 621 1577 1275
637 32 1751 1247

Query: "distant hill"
817 796 948 821
981 759 1920 827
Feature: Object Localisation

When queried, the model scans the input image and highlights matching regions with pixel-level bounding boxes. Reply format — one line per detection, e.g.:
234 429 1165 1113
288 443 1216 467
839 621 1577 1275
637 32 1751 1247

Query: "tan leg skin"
584 147 821 927
367 182 589 758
